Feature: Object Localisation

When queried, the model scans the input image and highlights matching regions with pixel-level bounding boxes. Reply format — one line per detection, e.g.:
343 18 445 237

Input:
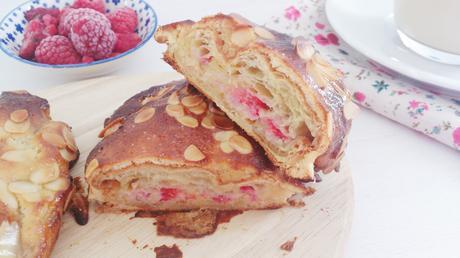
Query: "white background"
0 1 459 258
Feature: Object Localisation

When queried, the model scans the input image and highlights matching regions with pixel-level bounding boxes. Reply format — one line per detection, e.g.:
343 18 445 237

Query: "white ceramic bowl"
0 0 157 80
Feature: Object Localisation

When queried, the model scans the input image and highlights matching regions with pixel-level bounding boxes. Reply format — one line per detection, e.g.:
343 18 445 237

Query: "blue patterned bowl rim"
0 0 158 68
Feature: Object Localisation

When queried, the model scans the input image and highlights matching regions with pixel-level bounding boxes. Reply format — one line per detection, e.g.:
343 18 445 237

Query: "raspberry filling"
212 194 232 204
240 185 257 201
230 88 269 119
229 88 290 141
160 187 179 201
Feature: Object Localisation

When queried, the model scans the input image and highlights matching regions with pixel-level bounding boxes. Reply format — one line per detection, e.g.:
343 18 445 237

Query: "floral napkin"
264 0 460 150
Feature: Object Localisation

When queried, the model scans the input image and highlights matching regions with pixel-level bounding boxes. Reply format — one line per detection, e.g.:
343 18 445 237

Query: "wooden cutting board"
35 72 353 258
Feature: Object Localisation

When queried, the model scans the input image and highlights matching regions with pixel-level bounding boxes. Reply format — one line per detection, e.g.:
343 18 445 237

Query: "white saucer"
325 0 460 94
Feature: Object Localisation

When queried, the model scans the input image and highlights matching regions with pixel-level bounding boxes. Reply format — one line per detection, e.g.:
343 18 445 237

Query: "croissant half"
86 81 311 212
0 91 79 258
155 14 357 180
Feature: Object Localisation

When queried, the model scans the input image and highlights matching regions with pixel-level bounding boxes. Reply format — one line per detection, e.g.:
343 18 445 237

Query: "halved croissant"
86 80 312 212
155 14 357 180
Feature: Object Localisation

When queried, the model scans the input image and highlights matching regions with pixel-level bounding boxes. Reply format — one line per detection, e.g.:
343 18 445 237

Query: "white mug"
394 0 460 64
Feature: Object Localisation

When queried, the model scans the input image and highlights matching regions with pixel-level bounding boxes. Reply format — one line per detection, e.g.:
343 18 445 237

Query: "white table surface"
0 1 459 258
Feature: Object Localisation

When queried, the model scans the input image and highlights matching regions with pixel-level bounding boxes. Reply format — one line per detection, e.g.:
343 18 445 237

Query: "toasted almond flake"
229 135 253 154
188 101 207 115
44 178 69 192
343 101 360 120
166 104 185 117
231 27 256 47
99 118 124 138
254 26 275 40
181 95 204 108
167 92 180 105
30 163 59 184
0 180 18 210
213 115 234 130
176 116 198 128
230 13 252 25
134 107 156 124
85 159 98 173
10 109 28 123
220 142 234 153
1 150 35 163
295 37 315 61
326 113 334 138
213 130 238 142
59 148 77 162
62 126 78 152
8 181 40 194
184 144 205 162
201 115 216 129
42 132 66 148
4 119 30 134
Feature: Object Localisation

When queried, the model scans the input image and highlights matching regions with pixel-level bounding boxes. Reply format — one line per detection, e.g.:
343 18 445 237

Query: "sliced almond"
141 86 173 105
295 37 315 61
219 142 234 154
213 130 238 142
59 148 77 162
213 115 234 130
188 101 207 115
21 191 45 203
8 181 40 194
231 27 256 47
167 92 180 105
184 144 205 162
229 135 253 154
1 149 35 163
62 126 78 152
230 13 252 25
201 115 216 129
0 180 18 210
343 101 360 120
10 109 28 123
254 26 275 40
44 178 69 192
86 159 99 175
42 132 66 148
181 95 204 108
166 104 185 117
4 119 30 134
99 118 124 138
134 107 156 124
176 116 198 128
30 163 59 184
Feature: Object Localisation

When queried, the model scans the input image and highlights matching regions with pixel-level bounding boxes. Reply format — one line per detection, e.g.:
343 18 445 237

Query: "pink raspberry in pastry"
230 88 269 119
70 17 116 60
160 188 179 201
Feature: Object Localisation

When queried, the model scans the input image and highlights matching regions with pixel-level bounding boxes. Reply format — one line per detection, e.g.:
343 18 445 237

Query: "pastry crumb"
154 244 183 258
280 237 297 252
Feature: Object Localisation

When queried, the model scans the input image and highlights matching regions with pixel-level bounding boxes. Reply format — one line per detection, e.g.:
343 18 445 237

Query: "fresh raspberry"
81 56 94 63
35 35 81 64
114 33 141 53
72 0 105 13
24 7 60 22
58 7 74 35
42 14 58 26
43 24 58 37
70 18 115 60
106 7 138 33
60 8 110 36
19 19 46 59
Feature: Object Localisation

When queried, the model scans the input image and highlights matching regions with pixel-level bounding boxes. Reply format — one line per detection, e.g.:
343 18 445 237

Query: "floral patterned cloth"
265 0 460 150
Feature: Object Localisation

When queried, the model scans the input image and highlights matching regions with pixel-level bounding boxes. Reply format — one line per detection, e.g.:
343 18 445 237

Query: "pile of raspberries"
19 0 141 65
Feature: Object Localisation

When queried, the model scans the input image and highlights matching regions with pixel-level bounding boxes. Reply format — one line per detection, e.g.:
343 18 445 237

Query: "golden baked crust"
86 80 311 212
0 91 79 258
155 14 357 180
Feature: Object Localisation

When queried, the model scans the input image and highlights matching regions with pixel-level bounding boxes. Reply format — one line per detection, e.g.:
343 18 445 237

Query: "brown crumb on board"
131 239 137 245
133 209 243 239
154 244 183 258
280 237 297 252
68 177 89 225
